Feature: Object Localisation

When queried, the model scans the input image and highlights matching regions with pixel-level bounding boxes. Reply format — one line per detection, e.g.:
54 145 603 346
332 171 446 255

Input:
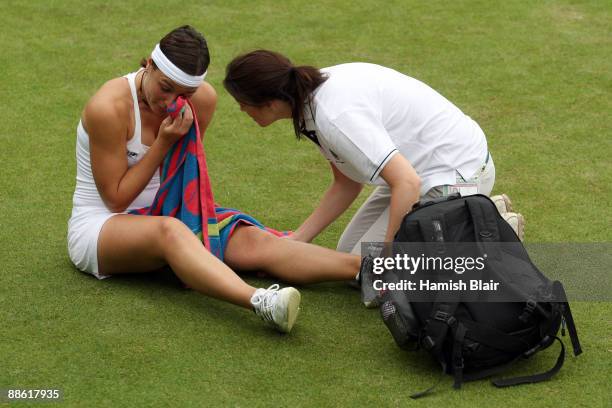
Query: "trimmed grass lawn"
1 1 610 406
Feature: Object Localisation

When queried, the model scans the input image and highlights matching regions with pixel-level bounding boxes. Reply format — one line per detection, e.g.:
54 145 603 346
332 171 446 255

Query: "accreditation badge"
444 183 478 196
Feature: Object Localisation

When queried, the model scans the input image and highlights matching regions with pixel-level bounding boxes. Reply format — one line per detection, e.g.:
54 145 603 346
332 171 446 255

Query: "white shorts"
67 207 119 279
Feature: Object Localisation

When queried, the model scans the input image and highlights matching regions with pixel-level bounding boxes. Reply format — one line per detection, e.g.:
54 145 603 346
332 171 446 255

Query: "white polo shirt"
302 63 488 195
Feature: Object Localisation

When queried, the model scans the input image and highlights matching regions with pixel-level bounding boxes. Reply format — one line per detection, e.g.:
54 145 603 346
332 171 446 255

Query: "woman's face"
142 64 198 116
237 98 294 127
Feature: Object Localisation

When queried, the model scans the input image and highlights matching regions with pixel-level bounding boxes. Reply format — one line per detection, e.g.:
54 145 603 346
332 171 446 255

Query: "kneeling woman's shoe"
358 256 380 309
251 284 301 333
490 193 514 215
502 212 525 242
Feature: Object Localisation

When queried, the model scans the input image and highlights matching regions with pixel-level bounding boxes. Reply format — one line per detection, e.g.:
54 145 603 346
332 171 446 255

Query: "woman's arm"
379 153 421 242
87 97 194 213
290 163 363 242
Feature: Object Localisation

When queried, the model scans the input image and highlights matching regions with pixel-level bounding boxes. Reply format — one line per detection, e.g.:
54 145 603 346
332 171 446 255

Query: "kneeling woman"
67 27 360 334
224 50 503 253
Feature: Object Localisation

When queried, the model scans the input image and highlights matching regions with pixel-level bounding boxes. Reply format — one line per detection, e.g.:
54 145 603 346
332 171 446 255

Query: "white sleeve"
322 109 398 182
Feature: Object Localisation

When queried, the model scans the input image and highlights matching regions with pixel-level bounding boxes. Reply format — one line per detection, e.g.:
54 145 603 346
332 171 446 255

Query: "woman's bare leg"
97 215 255 309
224 226 360 285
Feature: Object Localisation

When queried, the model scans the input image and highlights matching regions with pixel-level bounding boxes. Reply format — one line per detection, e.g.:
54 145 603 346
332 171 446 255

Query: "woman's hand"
291 163 363 242
157 103 194 146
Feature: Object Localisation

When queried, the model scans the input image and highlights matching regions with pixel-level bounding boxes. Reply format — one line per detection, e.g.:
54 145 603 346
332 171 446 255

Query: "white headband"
151 43 206 88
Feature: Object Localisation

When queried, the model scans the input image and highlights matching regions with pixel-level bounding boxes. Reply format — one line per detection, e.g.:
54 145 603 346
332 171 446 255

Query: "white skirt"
67 206 119 279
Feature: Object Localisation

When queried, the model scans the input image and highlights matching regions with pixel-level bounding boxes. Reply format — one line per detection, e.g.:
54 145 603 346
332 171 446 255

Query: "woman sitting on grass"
67 26 361 334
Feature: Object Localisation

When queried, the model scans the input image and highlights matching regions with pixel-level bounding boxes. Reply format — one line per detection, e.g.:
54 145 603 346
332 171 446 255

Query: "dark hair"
223 50 328 138
141 25 210 76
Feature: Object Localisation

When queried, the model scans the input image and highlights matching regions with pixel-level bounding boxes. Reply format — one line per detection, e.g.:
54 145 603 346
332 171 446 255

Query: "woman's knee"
228 227 278 269
158 216 191 246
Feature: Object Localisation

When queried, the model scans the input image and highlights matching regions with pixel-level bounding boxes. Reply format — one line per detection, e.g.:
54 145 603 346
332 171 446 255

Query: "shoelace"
251 284 280 323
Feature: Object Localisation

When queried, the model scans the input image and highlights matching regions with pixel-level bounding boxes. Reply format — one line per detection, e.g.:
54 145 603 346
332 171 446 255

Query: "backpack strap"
417 217 447 255
423 312 468 389
459 319 531 354
451 322 467 389
451 318 534 389
409 300 459 399
409 372 445 399
553 281 582 356
492 337 565 387
421 302 459 362
465 198 501 258
462 355 522 382
561 304 582 356
411 319 468 397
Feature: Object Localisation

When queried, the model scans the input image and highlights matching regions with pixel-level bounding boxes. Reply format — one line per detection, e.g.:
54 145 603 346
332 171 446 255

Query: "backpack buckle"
454 357 465 370
524 335 551 358
433 311 457 327
526 300 537 312
523 343 541 358
519 300 537 323
479 231 492 239
422 335 435 350
434 311 450 321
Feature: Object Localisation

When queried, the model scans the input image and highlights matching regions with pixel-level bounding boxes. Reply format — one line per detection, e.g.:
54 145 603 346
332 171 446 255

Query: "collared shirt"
302 63 488 194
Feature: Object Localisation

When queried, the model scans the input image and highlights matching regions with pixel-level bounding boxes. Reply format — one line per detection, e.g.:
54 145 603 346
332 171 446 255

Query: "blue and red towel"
130 97 287 260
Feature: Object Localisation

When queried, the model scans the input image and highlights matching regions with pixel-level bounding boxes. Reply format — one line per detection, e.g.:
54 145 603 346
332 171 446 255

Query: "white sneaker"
251 284 301 333
490 194 514 215
502 212 525 241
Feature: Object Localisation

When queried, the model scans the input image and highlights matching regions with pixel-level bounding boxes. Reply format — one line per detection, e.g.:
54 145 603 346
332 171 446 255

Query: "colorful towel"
130 97 287 260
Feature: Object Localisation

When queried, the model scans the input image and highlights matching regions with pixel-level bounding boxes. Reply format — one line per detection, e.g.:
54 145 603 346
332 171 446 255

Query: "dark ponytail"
223 50 328 138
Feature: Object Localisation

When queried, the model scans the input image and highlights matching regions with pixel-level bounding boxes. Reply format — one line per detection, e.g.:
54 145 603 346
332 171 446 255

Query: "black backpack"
374 194 582 398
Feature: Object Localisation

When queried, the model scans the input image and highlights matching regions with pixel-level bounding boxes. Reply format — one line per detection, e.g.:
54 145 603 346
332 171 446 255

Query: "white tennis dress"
67 71 160 279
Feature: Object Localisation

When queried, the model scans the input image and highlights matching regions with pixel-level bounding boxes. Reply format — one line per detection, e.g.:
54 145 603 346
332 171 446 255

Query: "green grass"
1 0 610 406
